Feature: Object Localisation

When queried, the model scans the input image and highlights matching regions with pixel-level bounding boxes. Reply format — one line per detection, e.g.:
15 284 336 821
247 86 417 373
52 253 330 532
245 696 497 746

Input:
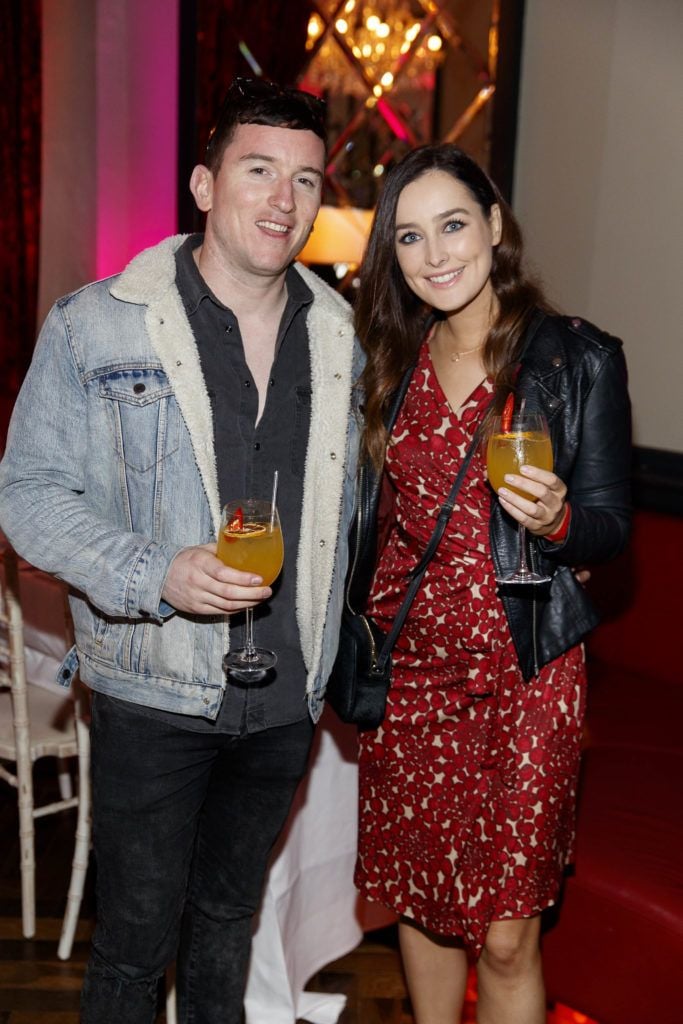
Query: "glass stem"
517 524 530 573
243 608 258 662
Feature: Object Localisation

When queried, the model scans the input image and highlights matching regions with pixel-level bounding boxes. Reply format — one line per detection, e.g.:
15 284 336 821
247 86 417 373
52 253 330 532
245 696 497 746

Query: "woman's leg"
476 916 545 1024
399 917 469 1024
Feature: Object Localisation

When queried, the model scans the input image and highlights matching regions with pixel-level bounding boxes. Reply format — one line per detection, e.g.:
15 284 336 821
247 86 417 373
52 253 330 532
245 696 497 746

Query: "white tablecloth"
17 563 394 1023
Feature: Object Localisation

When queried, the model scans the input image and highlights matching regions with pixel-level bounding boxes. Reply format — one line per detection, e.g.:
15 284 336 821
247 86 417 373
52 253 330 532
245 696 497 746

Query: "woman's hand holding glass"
487 411 568 584
496 463 568 539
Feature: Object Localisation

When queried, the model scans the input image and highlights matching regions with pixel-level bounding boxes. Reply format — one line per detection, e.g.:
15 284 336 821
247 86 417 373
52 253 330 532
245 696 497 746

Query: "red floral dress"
355 341 586 958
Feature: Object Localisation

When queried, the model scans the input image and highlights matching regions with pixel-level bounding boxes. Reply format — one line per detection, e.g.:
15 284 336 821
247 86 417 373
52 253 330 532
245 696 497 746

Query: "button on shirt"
139 234 313 734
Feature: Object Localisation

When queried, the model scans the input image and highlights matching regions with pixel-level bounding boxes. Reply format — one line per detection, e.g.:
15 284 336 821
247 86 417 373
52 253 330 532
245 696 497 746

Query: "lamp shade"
299 205 373 266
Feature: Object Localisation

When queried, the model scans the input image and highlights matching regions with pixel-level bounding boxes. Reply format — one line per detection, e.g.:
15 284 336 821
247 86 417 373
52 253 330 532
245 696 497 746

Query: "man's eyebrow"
240 152 276 164
240 153 323 179
298 166 324 179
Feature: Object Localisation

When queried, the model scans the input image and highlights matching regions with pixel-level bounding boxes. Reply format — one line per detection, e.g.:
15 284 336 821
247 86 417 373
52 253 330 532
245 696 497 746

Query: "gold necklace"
447 342 484 363
433 324 485 363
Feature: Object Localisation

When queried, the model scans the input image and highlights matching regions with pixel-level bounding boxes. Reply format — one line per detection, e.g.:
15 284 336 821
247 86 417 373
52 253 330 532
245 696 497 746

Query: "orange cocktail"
216 521 284 586
487 431 553 500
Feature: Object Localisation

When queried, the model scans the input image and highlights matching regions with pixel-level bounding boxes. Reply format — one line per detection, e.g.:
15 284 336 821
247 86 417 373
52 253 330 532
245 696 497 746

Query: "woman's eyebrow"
395 206 470 231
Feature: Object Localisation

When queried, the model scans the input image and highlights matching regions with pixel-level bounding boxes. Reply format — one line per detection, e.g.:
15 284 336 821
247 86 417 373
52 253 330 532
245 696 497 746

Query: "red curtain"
0 0 41 444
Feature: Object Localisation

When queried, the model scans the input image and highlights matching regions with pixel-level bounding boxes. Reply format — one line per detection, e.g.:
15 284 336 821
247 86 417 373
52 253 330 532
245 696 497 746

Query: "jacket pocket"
99 368 180 472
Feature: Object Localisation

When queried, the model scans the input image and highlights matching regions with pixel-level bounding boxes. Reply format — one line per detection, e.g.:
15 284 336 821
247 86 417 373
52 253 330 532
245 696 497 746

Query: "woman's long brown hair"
355 145 549 470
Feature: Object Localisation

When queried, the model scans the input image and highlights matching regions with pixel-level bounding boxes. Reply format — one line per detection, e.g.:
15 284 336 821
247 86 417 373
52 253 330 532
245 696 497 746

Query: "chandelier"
297 1 499 211
304 0 447 99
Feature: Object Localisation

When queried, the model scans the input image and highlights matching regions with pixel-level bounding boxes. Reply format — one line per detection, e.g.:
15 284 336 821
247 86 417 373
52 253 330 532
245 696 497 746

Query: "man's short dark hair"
205 77 328 173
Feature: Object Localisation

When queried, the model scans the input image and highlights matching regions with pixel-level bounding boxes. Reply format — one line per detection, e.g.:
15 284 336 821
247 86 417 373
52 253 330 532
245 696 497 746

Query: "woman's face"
393 169 501 319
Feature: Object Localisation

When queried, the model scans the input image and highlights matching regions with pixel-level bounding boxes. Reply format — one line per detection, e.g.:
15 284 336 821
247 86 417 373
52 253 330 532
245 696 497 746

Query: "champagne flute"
216 497 284 681
487 411 553 584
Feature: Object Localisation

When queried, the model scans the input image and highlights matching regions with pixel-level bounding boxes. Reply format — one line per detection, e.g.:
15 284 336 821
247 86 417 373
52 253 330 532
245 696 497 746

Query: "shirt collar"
175 233 218 315
175 234 315 318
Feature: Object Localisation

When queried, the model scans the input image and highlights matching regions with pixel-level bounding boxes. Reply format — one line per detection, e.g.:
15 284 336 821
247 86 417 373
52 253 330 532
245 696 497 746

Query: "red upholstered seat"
542 510 683 1024
586 511 681 689
583 662 682 754
543 748 683 1024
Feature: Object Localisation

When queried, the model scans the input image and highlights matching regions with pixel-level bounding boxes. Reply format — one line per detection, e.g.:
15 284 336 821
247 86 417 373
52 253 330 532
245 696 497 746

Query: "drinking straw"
269 470 279 530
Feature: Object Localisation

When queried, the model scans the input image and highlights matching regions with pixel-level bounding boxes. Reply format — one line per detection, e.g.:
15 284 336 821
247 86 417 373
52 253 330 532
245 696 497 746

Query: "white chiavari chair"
0 544 91 959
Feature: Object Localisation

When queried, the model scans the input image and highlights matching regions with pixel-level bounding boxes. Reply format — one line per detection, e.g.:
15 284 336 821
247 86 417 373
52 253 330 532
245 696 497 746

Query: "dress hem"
355 874 564 959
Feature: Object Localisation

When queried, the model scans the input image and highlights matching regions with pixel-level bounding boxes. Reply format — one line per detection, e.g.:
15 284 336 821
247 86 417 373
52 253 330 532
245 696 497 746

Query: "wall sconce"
299 205 373 269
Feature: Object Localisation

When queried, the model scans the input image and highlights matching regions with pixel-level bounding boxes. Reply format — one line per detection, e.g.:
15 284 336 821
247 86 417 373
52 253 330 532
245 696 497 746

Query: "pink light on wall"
96 0 179 279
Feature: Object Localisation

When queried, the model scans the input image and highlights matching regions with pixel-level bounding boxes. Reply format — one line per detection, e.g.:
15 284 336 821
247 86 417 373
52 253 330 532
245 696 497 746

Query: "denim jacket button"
133 383 146 394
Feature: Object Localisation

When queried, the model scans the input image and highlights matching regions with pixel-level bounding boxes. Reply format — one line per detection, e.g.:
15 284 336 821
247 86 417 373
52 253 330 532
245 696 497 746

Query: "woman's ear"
189 164 214 213
490 203 502 246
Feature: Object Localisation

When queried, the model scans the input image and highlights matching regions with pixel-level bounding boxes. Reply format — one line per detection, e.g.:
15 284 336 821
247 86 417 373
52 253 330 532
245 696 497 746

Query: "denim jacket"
0 236 362 722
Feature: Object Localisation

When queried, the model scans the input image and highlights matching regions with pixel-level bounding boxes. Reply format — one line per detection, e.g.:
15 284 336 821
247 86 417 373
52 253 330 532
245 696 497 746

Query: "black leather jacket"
493 310 631 679
351 309 631 682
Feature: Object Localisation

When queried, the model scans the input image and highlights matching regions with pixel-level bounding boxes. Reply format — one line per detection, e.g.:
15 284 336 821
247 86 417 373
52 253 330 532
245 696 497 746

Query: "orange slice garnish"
223 522 267 540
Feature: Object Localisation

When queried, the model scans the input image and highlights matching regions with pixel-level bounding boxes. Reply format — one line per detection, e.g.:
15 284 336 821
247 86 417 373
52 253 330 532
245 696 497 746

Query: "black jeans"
81 693 314 1024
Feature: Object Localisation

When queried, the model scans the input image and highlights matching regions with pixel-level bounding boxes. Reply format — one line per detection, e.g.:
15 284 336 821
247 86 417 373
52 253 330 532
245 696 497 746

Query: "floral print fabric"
355 342 585 956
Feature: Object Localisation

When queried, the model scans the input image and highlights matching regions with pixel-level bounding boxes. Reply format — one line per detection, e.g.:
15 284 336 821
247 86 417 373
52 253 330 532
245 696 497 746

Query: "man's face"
192 122 325 281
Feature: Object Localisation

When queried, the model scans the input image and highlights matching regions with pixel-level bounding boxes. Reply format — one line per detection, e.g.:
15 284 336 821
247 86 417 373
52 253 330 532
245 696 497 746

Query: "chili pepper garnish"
501 393 514 433
227 507 243 533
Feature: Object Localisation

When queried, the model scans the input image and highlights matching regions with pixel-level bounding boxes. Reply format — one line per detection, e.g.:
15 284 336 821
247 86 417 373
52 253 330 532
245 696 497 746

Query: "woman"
352 145 631 1024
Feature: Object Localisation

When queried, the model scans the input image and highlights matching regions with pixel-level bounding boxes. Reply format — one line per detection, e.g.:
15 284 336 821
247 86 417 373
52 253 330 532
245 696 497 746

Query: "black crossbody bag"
326 364 481 729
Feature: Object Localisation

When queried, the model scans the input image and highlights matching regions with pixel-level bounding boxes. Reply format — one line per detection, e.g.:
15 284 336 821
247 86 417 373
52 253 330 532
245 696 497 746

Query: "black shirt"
136 235 313 733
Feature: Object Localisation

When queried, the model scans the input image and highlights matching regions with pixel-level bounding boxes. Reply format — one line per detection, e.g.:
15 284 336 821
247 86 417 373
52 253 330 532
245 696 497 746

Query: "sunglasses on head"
230 76 326 113
206 76 327 152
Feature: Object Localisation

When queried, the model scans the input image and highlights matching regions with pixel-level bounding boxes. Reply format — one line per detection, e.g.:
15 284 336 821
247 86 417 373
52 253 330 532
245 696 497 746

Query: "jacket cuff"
124 541 182 623
545 503 572 543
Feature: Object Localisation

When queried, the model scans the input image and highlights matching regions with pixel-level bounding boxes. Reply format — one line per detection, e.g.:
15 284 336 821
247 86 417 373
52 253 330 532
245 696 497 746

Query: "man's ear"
189 164 213 213
490 203 502 246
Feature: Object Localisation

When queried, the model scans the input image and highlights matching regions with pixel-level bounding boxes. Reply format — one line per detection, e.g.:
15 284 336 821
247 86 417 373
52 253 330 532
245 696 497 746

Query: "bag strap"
373 430 481 673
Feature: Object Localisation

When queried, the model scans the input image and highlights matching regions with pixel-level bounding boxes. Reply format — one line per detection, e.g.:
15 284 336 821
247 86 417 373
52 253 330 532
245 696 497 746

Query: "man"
0 78 361 1023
